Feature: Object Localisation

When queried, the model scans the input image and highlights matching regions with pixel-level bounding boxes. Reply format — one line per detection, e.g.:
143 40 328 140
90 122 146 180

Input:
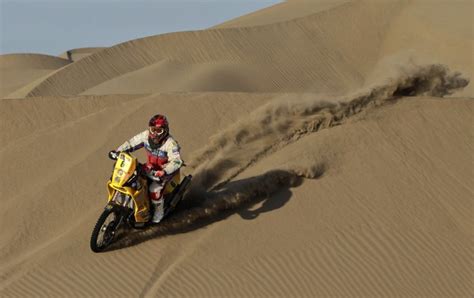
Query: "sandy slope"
1 0 473 297
1 94 471 297
378 0 474 97
152 97 473 297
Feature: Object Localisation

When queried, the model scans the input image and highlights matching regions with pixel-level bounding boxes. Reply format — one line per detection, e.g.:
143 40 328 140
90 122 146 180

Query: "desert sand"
0 0 473 297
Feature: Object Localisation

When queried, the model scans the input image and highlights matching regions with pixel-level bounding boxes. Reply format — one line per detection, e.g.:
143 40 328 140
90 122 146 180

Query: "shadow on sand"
108 166 325 251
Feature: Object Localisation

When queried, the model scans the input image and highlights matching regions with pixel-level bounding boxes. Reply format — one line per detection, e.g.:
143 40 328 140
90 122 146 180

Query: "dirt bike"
90 151 192 253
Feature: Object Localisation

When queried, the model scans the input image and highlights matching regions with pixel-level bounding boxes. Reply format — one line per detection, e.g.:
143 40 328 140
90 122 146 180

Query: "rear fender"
164 171 181 194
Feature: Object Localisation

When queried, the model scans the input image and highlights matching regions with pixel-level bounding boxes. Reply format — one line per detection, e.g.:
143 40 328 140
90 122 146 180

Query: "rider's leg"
149 181 165 223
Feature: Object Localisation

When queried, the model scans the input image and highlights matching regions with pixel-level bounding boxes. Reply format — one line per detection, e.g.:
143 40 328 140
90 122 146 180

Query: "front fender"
106 180 141 201
106 179 150 223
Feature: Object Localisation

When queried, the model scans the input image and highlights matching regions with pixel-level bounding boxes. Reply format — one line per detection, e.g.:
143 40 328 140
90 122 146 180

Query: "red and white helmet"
148 114 169 144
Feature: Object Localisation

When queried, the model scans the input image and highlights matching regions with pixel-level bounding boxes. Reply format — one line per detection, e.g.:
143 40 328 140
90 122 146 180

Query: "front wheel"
90 205 122 252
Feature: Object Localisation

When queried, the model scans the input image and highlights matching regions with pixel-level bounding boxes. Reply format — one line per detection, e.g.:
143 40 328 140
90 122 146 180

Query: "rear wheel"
90 205 121 252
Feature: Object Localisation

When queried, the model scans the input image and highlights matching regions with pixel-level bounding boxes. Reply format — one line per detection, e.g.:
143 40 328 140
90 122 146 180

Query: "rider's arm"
163 138 183 175
116 130 148 152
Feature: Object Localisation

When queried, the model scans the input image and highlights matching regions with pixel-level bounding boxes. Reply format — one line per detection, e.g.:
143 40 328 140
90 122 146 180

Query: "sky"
0 0 281 56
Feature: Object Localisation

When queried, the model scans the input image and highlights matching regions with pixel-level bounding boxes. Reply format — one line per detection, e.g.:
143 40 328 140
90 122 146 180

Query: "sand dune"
8 0 404 97
0 54 70 97
1 0 472 297
8 0 471 99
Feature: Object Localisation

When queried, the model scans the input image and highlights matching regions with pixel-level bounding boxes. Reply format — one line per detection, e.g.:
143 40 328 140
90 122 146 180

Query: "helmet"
148 114 169 146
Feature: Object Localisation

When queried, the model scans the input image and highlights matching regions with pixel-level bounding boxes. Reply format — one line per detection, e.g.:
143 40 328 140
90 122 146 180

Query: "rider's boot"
151 198 164 224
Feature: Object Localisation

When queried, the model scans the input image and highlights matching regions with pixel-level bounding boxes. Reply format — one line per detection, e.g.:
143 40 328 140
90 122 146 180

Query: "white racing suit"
117 130 183 223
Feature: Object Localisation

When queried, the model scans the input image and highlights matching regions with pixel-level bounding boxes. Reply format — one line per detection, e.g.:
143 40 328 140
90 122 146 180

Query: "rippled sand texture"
1 0 472 297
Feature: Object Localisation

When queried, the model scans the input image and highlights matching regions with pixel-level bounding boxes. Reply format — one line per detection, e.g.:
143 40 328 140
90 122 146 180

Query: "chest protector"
144 141 168 169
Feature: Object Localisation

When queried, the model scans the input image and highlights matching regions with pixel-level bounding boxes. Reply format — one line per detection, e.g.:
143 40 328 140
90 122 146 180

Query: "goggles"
149 126 165 136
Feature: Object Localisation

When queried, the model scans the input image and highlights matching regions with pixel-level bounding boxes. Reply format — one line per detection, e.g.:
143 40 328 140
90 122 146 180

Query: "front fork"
111 190 132 206
108 191 133 228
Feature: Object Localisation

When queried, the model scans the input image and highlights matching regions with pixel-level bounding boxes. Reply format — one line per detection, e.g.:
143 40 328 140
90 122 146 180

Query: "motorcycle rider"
112 114 183 224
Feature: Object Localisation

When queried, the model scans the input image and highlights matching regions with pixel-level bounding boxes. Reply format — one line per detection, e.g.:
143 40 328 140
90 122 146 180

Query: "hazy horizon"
0 0 280 56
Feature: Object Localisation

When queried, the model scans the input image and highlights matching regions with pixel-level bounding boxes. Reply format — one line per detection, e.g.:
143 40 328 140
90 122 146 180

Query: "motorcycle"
90 151 192 253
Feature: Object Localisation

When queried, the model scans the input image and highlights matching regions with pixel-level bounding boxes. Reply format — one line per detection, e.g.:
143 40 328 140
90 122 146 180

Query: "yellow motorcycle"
90 151 191 252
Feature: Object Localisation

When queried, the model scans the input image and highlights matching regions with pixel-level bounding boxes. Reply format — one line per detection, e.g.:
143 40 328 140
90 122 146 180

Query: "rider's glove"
108 150 119 160
142 163 153 173
154 170 165 178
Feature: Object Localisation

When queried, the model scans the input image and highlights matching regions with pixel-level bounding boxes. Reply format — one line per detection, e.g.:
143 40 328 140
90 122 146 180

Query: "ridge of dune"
4 66 66 99
213 0 349 28
59 47 106 62
9 0 403 97
82 59 276 95
0 54 70 97
0 53 70 69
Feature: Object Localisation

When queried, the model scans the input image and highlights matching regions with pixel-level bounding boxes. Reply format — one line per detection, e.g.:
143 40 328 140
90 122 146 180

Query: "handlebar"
108 150 161 180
